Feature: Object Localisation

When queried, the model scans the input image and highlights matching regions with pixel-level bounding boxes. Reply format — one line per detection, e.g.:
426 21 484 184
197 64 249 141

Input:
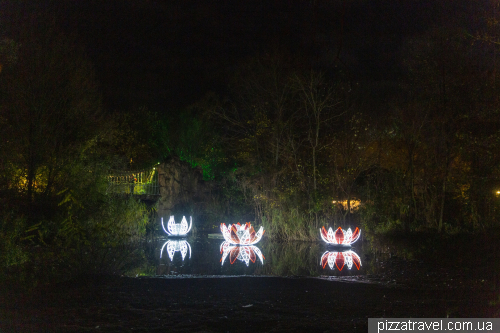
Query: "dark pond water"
149 235 367 277
131 231 500 291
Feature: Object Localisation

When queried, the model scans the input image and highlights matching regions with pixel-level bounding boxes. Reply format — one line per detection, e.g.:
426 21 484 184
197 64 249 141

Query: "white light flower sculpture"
220 241 264 266
220 222 264 245
320 250 362 271
160 240 192 261
320 226 360 246
162 216 192 236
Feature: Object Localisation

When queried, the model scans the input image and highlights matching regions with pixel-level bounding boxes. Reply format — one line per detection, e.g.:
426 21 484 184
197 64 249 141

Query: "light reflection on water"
220 241 265 266
320 249 362 271
160 239 192 261
153 235 366 277
132 232 500 299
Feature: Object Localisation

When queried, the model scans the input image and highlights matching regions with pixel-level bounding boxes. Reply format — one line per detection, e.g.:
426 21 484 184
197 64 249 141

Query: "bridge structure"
107 158 209 223
107 166 160 199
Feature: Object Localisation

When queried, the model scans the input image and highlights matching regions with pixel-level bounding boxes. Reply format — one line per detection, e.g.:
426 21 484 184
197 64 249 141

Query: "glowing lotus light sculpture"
160 240 192 261
321 250 361 271
220 241 264 266
220 222 264 245
162 216 192 236
320 226 360 246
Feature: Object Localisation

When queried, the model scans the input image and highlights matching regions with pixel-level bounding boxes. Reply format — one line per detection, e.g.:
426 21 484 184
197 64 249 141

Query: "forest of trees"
0 15 152 283
1 1 500 282
180 38 500 239
163 5 500 238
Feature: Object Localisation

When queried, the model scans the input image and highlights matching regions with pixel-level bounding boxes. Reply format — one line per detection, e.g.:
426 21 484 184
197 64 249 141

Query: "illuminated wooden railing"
107 167 159 196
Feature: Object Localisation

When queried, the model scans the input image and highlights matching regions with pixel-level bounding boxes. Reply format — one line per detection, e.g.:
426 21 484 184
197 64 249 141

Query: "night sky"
3 0 483 113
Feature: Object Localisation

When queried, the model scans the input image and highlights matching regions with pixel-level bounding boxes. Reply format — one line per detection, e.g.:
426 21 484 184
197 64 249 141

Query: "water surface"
133 232 500 292
144 235 369 277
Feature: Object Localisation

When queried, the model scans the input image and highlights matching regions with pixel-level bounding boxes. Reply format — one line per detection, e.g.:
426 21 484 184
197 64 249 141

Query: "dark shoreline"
1 275 496 332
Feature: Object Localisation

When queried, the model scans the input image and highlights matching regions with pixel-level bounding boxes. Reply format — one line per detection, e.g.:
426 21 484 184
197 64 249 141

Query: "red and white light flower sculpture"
320 226 360 246
320 250 362 271
220 241 265 266
220 222 265 245
162 215 192 236
160 239 192 261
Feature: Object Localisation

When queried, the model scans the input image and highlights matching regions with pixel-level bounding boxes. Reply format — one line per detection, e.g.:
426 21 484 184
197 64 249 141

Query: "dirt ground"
1 273 497 333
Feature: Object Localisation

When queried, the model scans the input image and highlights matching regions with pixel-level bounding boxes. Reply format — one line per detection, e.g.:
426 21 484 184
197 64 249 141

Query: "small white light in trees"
162 216 192 236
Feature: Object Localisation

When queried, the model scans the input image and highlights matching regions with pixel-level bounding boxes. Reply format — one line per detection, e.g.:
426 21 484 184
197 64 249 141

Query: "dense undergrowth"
0 194 151 291
0 16 156 290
